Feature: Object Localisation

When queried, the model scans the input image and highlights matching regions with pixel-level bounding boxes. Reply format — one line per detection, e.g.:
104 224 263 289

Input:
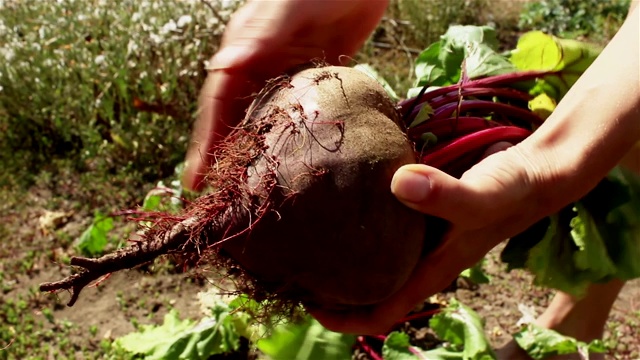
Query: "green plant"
0 0 240 188
518 0 631 41
75 212 115 256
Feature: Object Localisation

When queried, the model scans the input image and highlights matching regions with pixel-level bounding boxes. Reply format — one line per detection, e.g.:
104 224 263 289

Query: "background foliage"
518 0 631 41
0 0 238 194
1 0 631 198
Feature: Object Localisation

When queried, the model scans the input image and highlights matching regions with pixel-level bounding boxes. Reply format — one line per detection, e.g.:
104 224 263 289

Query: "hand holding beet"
309 5 640 334
40 0 640 339
183 0 388 190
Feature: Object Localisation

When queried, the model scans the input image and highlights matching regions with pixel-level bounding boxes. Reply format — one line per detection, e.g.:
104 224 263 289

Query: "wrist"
516 7 640 214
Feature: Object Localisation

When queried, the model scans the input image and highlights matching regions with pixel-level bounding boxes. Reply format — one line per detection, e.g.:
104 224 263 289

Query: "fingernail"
208 45 253 70
391 168 431 203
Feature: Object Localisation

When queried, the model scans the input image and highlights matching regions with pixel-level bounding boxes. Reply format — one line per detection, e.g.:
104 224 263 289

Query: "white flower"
1 47 15 62
94 54 106 65
220 0 235 9
177 15 192 28
38 26 46 39
131 12 142 22
126 39 138 56
207 17 219 27
149 33 162 45
160 20 177 35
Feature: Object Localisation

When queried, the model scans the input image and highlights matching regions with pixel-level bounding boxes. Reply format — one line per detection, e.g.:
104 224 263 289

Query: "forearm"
520 4 640 211
630 0 639 17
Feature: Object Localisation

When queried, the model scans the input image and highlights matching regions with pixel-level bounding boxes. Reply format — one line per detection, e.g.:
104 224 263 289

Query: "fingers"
209 1 297 71
184 0 388 191
183 2 305 191
391 164 494 226
183 70 256 191
391 141 536 228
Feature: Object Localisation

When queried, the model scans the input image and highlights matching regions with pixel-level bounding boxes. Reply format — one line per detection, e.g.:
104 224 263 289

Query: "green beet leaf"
257 316 356 360
428 299 496 359
570 203 617 278
510 31 601 100
514 324 606 360
115 303 247 360
382 332 422 360
414 41 449 87
595 166 640 280
413 25 511 92
382 299 496 360
520 212 586 296
459 259 491 285
503 166 640 296
463 41 515 80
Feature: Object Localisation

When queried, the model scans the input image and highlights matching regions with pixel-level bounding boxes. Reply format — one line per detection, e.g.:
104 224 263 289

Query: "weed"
89 325 98 337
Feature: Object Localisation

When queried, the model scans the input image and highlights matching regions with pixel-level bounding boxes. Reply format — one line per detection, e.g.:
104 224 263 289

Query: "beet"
40 66 426 310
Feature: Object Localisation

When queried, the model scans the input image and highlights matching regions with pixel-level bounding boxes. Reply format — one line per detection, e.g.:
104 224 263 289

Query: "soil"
1 185 638 360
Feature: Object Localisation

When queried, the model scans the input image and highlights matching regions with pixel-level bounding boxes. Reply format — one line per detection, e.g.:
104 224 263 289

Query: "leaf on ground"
514 324 606 360
75 212 113 256
460 259 491 285
427 299 497 359
382 332 421 360
257 316 356 360
115 303 245 360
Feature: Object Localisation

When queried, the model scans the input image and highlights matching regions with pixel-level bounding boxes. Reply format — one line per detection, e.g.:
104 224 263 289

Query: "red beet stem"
420 126 532 169
399 70 555 116
431 100 543 128
408 116 497 141
406 87 533 122
356 336 384 360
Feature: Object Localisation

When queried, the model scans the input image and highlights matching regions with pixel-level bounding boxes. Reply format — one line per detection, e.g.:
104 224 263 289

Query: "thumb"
391 164 506 227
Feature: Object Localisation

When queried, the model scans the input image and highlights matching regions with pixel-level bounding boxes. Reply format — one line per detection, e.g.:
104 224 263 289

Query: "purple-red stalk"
420 126 531 169
408 116 497 141
430 100 543 127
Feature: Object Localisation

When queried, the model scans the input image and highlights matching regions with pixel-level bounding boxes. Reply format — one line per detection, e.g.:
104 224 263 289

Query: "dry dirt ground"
1 186 639 360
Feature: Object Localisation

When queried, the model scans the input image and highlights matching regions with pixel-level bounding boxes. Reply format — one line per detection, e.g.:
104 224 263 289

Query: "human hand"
183 0 388 190
307 142 554 334
309 4 640 331
310 135 640 335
